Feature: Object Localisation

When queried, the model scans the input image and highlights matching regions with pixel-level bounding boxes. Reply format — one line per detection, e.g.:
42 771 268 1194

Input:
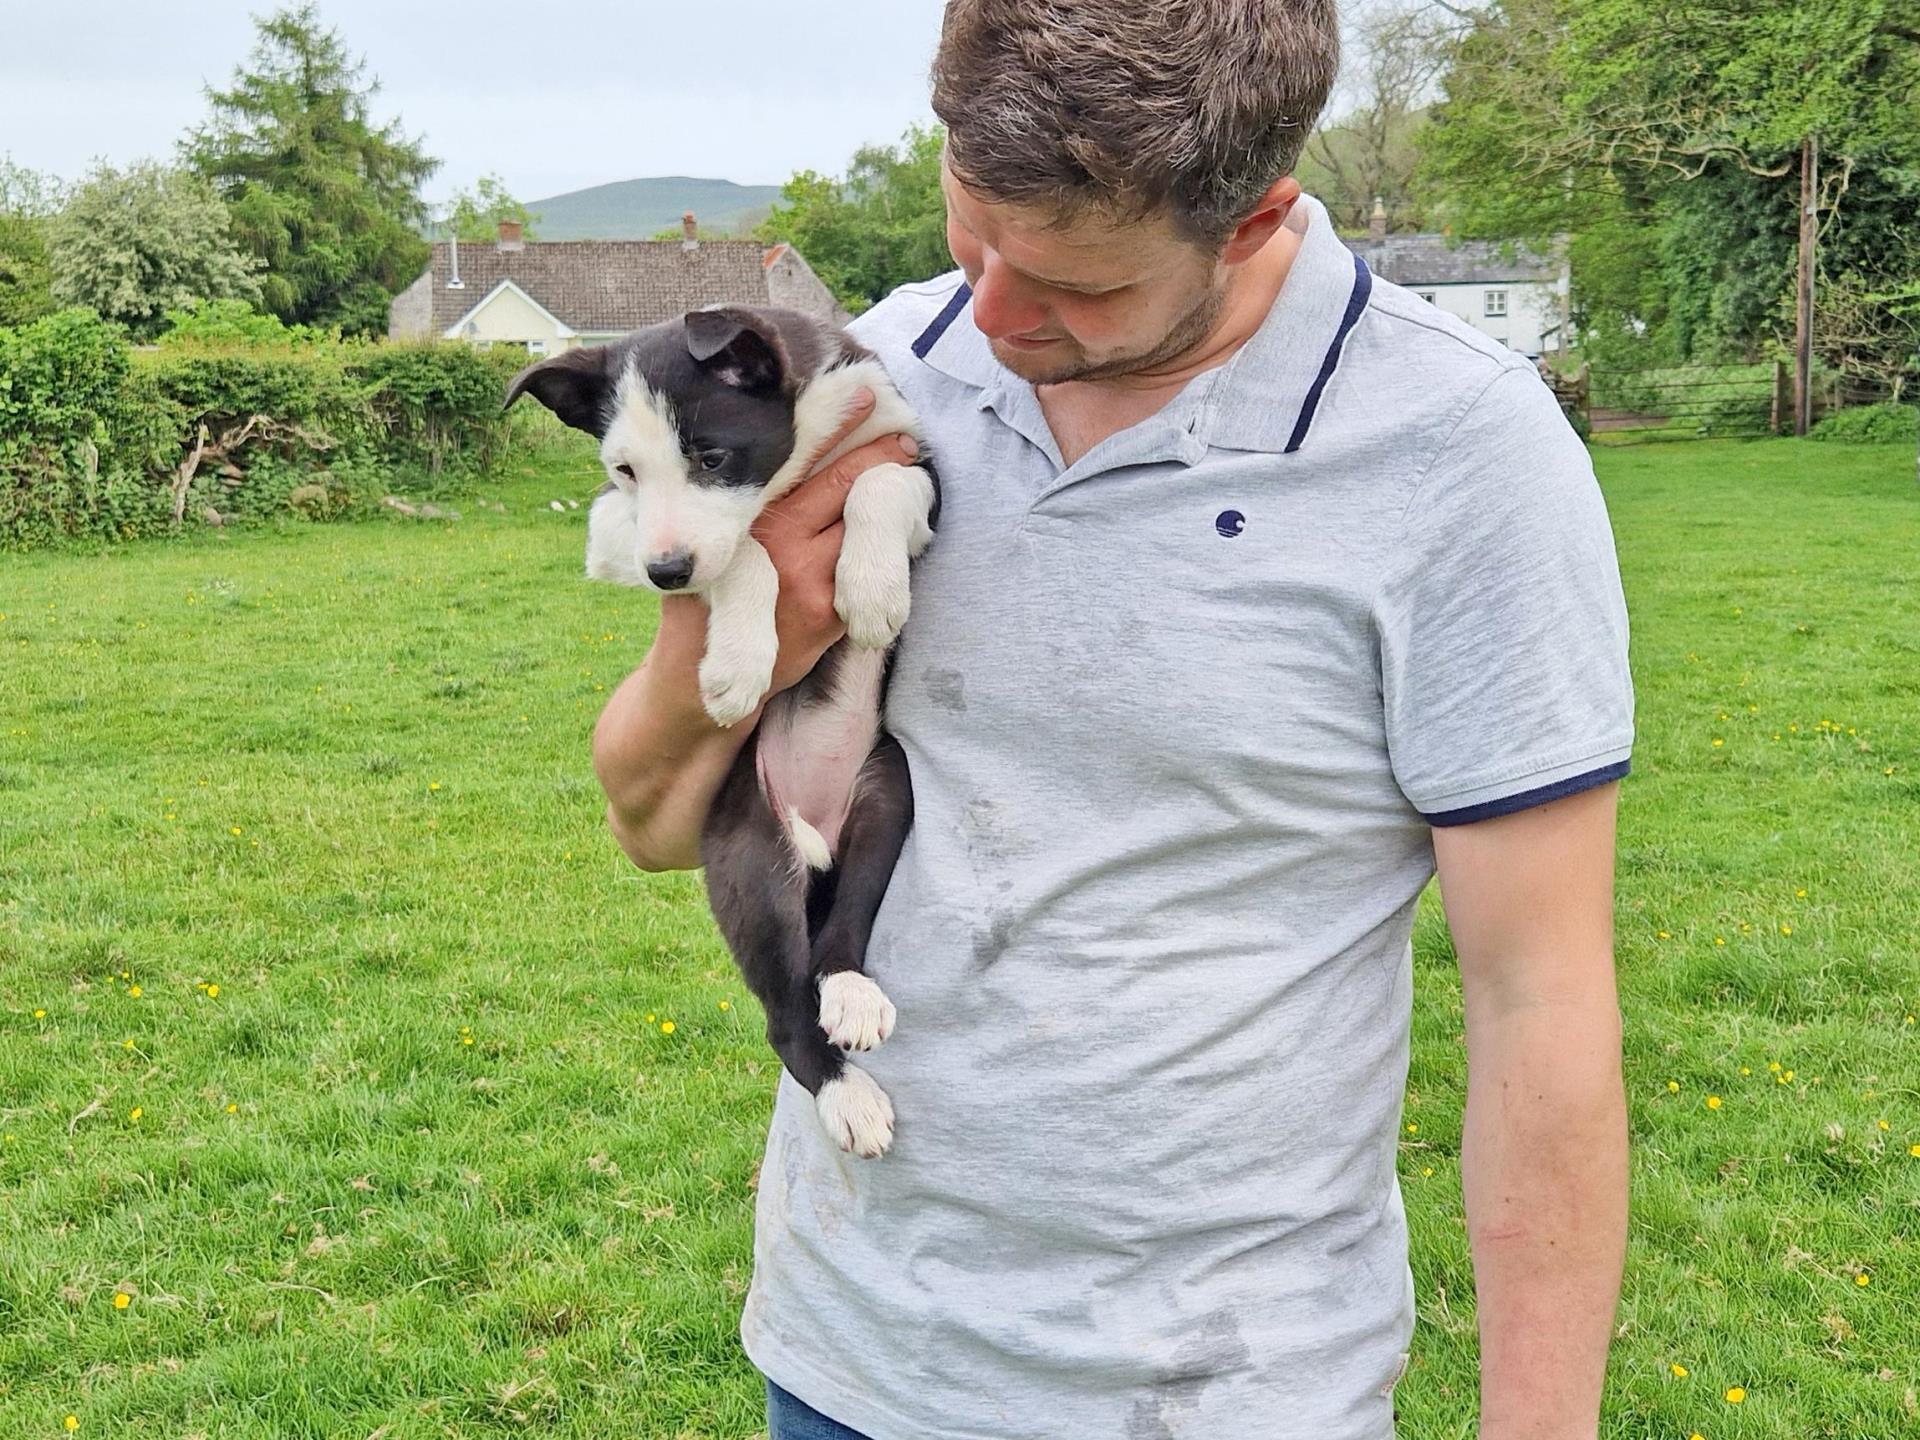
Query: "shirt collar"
911 192 1372 458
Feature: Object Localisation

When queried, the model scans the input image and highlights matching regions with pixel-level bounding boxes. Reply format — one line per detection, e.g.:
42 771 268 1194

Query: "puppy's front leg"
699 539 780 727
834 461 935 650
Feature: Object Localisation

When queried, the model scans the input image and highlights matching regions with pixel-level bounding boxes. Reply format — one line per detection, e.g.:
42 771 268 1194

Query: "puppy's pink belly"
755 647 887 856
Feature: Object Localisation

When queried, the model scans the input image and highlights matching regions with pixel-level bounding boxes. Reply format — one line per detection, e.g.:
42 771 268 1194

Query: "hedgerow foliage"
0 307 523 550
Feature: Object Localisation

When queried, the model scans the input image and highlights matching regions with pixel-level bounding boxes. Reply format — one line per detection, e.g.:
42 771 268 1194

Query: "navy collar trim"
1283 252 1372 454
912 283 972 359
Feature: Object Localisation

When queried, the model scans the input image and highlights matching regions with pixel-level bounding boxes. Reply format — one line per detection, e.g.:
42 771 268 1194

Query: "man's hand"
591 386 919 872
1432 781 1628 1440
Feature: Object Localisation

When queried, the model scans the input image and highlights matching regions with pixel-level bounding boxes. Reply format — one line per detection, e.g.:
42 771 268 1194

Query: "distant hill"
521 176 786 241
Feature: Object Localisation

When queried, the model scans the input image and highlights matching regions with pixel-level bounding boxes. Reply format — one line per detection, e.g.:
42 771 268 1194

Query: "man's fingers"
758 433 921 538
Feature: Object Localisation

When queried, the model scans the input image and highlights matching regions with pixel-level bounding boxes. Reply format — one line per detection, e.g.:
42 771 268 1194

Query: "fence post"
1770 360 1786 435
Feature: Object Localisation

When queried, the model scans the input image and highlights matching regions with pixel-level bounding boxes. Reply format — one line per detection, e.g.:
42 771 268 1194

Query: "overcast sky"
0 0 950 207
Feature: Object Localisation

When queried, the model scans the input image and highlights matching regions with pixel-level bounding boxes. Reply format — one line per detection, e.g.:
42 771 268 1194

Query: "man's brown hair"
931 0 1341 248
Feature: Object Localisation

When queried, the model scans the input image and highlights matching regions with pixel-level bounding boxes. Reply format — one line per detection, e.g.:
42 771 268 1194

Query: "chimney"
682 211 699 251
1369 196 1388 246
496 218 525 252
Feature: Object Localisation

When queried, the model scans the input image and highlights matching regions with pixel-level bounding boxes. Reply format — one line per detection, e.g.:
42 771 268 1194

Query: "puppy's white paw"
834 549 910 650
698 653 770 728
816 1064 895 1158
818 971 897 1051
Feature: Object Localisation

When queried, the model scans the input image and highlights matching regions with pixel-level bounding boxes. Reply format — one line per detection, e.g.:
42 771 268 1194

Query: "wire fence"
1542 362 1900 443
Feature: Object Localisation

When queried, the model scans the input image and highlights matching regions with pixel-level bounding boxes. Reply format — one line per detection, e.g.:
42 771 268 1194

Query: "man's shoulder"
1338 275 1572 460
843 270 969 363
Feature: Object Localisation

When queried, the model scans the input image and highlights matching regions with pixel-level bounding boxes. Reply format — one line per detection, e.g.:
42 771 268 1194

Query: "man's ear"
683 307 787 394
503 344 615 436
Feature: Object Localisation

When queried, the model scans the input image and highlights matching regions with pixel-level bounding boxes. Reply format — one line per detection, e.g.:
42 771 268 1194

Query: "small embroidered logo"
1215 509 1246 538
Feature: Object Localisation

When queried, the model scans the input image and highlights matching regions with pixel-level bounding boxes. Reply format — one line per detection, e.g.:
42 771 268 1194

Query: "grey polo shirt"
740 192 1634 1439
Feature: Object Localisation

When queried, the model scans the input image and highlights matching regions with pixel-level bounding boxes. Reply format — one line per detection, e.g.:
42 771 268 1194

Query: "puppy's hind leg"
703 740 895 1158
812 734 912 1054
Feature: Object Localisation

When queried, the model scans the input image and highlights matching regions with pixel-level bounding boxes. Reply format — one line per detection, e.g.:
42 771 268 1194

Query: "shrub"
1 307 522 550
1809 401 1917 445
158 298 332 348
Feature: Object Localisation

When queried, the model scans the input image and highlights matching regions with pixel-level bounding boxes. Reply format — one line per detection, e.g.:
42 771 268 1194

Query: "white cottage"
388 215 848 353
1344 199 1569 358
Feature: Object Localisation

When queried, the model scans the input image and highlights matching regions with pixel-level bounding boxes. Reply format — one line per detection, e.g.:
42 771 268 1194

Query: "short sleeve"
1374 363 1634 825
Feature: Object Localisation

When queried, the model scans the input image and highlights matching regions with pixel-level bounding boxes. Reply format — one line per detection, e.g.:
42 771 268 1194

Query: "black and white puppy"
504 305 939 1159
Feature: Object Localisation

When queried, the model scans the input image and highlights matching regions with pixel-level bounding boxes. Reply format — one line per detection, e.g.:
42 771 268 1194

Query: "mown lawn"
2 435 1917 1439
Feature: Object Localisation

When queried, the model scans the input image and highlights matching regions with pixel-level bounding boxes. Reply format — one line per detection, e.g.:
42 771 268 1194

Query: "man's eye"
698 449 730 472
614 463 635 479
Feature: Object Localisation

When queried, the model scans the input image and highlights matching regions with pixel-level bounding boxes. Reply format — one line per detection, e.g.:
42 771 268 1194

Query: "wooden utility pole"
1794 134 1818 436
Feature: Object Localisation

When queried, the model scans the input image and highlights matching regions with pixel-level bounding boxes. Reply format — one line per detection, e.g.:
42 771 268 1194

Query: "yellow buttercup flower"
1725 1387 1746 1404
206 984 218 998
226 1103 238 1113
1671 1362 1689 1377
1706 1096 1722 1110
33 1009 45 1018
64 1418 78 1432
1856 1273 1870 1286
661 1021 676 1034
1667 1081 1680 1093
128 985 142 998
128 1107 142 1120
112 1293 130 1310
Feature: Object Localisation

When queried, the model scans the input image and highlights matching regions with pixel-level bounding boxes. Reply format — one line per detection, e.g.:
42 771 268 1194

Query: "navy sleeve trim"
1422 759 1630 827
1283 252 1372 455
912 283 973 360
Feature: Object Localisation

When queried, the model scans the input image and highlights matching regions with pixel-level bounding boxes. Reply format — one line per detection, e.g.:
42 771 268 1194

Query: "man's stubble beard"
989 272 1229 386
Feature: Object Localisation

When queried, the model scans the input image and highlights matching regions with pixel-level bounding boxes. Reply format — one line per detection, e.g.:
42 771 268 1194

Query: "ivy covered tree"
445 173 537 243
0 158 63 327
1418 0 1920 371
183 3 438 336
45 162 262 339
757 124 951 314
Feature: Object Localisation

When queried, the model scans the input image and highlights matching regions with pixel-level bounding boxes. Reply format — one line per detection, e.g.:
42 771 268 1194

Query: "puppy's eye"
614 463 634 479
697 448 730 472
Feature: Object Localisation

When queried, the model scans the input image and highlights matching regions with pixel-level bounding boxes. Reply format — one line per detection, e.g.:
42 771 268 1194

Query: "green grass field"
3 434 1918 1439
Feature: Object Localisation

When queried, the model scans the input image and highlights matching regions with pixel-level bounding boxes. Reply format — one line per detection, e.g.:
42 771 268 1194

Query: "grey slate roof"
424 239 776 335
1344 233 1562 286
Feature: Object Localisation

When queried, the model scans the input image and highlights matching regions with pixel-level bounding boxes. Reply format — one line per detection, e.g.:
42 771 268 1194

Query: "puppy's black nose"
646 552 695 590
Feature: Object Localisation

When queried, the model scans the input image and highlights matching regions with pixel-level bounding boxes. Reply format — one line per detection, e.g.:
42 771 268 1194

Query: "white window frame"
1484 289 1509 317
1415 291 1436 304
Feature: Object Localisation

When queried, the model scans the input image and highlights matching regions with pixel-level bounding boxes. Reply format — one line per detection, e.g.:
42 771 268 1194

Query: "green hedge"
1 308 525 550
1809 401 1918 445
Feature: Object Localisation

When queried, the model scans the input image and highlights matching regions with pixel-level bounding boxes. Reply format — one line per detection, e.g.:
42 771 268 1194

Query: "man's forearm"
591 601 753 872
1461 992 1627 1440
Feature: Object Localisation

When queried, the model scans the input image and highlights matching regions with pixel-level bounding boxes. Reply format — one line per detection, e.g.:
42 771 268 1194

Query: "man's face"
939 156 1227 385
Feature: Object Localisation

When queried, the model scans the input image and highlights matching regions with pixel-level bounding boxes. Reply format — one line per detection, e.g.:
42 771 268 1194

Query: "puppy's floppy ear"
684 306 787 394
504 344 616 436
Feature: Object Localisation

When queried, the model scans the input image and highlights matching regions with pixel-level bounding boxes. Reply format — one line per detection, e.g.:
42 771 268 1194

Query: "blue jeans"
765 1375 876 1440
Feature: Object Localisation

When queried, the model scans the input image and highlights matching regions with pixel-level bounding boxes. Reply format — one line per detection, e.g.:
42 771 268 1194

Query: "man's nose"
969 254 1047 340
645 550 695 590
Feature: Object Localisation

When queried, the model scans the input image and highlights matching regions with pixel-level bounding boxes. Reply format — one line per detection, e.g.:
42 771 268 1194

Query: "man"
593 3 1633 1436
